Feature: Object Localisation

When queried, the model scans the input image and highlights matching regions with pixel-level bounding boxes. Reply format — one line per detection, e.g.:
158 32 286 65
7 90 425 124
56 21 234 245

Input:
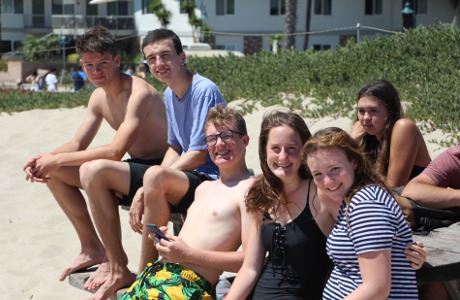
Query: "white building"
1 0 459 56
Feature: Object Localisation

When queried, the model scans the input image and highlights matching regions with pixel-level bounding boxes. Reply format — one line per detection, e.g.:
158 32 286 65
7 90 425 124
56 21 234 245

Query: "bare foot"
84 261 110 291
59 251 105 281
88 269 135 300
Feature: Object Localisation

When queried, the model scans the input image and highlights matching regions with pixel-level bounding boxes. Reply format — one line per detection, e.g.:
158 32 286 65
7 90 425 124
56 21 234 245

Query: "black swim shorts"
171 171 214 213
118 157 163 207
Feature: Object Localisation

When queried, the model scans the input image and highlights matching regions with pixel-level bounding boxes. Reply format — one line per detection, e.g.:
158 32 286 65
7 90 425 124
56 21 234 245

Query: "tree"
180 0 212 43
284 0 297 49
21 34 60 62
149 0 172 28
450 0 460 12
303 0 312 50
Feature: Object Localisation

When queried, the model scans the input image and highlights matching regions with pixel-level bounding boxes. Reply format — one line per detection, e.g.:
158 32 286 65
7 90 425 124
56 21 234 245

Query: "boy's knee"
79 160 106 186
144 165 168 185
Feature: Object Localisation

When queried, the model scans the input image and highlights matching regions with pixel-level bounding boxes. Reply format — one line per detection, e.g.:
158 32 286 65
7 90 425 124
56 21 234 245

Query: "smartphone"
146 224 171 241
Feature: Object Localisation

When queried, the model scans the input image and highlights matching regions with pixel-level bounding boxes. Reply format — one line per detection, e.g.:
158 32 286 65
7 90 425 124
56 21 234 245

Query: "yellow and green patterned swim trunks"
120 260 214 300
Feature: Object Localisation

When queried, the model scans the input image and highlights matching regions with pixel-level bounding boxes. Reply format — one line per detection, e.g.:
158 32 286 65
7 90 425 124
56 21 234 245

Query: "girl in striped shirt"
304 127 419 299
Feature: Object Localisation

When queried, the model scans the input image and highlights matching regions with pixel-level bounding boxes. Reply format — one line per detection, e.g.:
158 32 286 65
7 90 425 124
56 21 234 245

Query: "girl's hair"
303 127 392 206
355 79 404 177
245 110 311 218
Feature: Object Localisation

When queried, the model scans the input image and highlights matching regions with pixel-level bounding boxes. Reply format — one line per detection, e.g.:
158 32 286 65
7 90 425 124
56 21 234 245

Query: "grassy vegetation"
2 21 459 144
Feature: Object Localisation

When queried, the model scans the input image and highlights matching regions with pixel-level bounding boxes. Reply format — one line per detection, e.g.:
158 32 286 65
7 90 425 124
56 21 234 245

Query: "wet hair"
141 28 183 56
205 104 247 135
245 110 311 218
355 79 404 177
303 127 392 206
76 25 117 57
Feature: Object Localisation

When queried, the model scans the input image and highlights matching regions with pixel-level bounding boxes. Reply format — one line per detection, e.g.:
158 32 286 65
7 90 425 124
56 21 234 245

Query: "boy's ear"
242 135 250 146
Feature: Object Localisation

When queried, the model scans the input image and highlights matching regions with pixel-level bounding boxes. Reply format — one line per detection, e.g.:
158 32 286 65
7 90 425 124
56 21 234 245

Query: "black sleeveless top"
250 180 332 300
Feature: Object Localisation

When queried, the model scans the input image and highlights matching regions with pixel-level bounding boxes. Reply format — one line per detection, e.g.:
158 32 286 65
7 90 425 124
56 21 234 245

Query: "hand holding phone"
146 224 172 241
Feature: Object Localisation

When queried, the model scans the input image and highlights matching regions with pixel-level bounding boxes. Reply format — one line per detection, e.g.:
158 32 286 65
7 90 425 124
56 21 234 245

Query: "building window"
51 0 73 15
2 0 24 14
52 0 63 14
87 1 98 15
270 0 285 15
313 44 331 51
142 0 155 14
32 0 45 27
314 0 331 15
413 0 428 14
216 0 235 15
365 0 382 15
108 1 128 15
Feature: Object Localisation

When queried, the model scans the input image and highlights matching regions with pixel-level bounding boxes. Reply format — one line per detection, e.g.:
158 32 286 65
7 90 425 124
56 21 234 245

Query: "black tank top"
251 179 332 300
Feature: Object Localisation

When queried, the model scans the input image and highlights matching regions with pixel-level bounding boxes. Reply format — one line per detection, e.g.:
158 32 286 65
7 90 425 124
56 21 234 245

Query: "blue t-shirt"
323 185 418 299
164 73 225 178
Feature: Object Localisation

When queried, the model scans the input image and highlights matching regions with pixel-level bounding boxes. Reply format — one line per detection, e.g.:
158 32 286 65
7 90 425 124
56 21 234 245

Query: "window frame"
270 0 285 16
3 0 24 14
216 0 235 16
365 0 382 15
314 0 331 16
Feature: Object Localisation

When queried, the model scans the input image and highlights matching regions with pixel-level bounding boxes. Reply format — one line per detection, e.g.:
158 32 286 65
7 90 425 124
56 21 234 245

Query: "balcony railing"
52 15 135 31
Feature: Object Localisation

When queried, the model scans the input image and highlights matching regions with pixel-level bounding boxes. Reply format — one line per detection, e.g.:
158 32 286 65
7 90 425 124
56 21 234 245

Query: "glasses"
204 130 244 146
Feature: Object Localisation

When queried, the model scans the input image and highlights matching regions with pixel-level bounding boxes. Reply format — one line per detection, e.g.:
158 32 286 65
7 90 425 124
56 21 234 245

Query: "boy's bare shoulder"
130 75 160 97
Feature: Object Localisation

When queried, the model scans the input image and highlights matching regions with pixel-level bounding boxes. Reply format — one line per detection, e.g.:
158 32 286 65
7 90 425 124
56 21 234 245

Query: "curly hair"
355 79 404 177
245 110 311 219
204 104 247 135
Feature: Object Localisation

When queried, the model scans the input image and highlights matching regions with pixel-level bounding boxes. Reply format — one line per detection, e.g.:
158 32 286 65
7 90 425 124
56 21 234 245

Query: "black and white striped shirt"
323 185 418 299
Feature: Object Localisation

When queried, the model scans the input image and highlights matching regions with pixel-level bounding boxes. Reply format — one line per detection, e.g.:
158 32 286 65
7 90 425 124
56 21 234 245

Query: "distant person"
135 64 147 79
350 79 431 187
22 25 168 297
403 143 460 300
124 66 134 76
45 67 58 92
25 70 40 91
71 66 87 92
16 79 26 91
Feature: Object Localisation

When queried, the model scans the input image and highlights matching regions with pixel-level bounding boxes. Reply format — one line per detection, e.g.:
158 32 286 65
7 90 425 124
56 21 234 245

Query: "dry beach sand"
0 101 450 300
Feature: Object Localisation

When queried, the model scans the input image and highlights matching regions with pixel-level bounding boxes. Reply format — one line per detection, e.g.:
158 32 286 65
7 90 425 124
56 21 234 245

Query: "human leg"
120 261 214 300
80 160 135 299
419 282 452 300
45 166 105 281
137 166 191 275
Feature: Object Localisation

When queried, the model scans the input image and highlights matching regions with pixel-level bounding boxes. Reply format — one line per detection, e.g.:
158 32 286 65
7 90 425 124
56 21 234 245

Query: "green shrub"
2 22 459 144
67 53 80 63
0 61 7 72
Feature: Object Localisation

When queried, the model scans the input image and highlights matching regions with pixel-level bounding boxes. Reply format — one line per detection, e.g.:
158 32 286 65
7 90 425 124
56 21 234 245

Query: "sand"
0 103 450 299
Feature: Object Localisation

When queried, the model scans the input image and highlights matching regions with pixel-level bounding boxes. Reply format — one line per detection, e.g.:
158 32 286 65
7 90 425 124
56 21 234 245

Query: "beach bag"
393 186 460 235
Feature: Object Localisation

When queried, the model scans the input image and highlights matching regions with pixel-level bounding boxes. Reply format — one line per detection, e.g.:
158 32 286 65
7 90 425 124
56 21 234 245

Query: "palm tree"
450 0 460 11
180 0 212 43
303 0 312 50
149 0 172 28
284 0 297 49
